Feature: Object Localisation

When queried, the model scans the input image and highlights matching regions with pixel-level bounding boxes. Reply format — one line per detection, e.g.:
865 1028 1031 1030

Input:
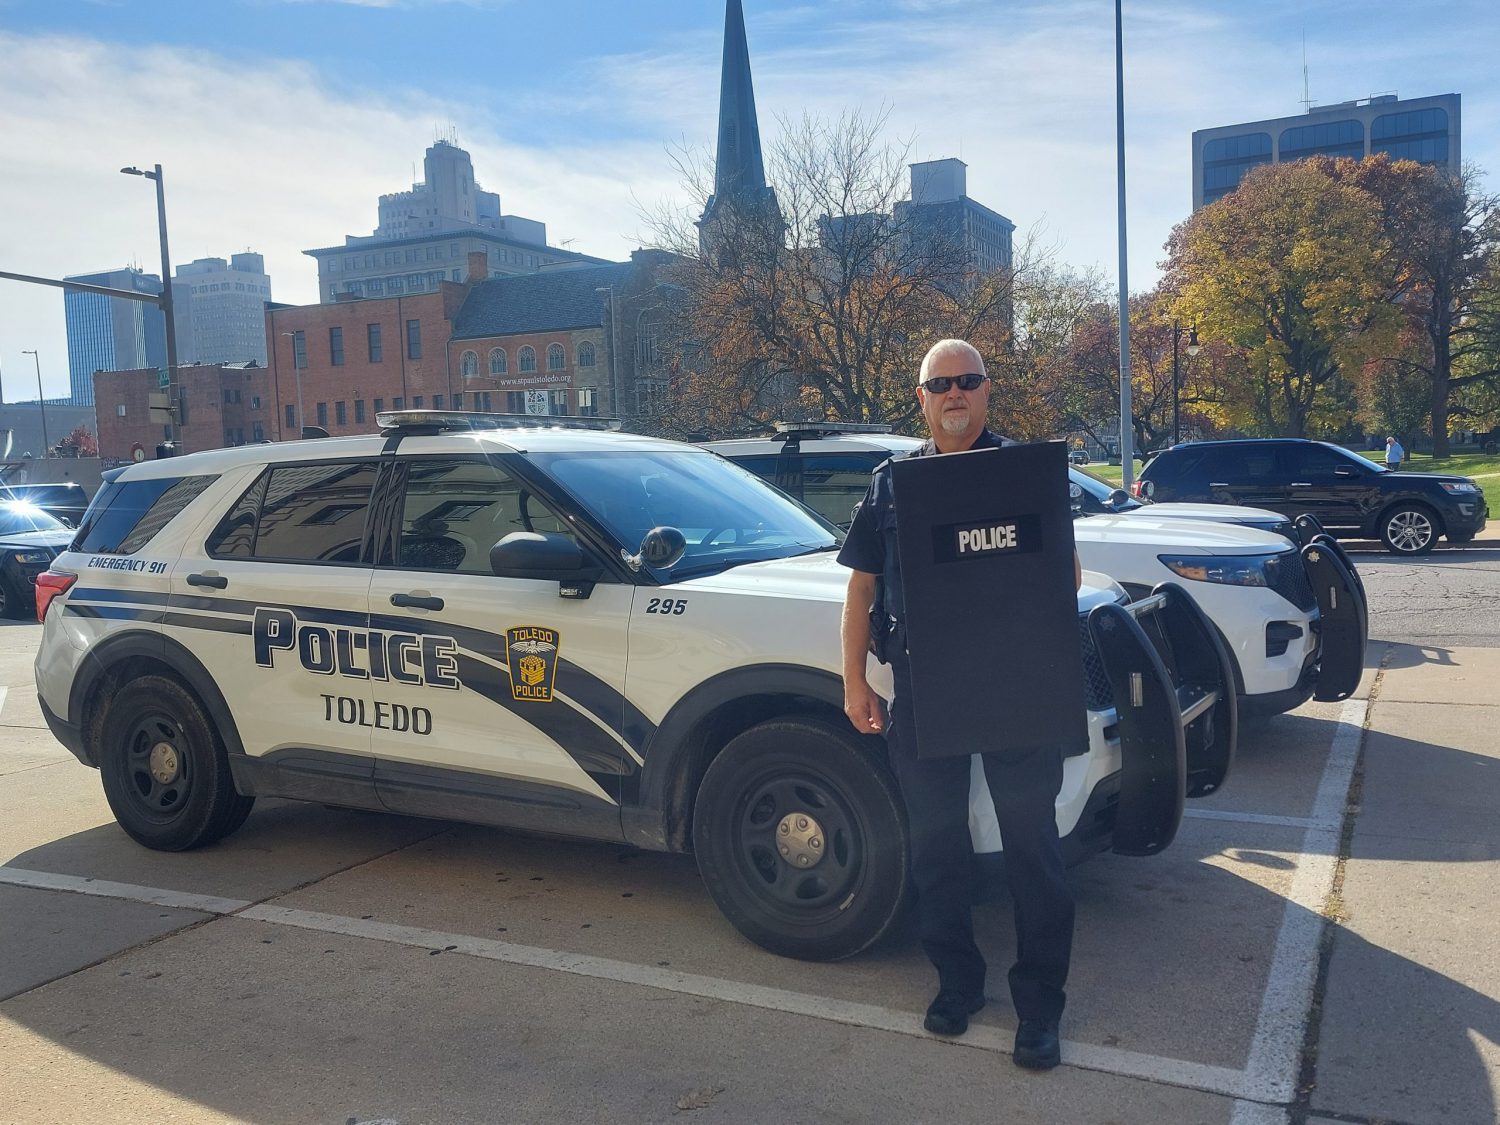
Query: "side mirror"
490 532 600 594
624 526 687 572
1107 488 1132 509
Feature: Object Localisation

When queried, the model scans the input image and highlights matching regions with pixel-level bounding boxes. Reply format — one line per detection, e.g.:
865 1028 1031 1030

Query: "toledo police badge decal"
506 626 560 702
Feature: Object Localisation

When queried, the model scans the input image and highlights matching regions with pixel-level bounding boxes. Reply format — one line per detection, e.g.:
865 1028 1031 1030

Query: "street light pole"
281 331 304 439
1114 0 1134 490
1171 321 1200 446
120 164 180 445
595 286 622 420
21 350 50 457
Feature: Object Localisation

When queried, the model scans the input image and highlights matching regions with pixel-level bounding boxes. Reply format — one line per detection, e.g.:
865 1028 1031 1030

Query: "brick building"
265 250 684 437
93 362 274 460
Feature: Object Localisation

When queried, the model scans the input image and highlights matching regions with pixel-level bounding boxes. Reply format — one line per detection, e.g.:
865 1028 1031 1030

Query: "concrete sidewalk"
1308 644 1500 1125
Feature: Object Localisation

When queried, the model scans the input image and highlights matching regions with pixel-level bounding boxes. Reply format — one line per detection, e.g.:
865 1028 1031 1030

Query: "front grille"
1078 614 1115 710
1266 548 1316 611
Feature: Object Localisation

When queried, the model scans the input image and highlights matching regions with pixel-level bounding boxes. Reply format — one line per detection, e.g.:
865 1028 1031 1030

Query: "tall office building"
306 139 605 304
1192 92 1461 210
63 267 167 407
894 158 1015 276
172 253 274 366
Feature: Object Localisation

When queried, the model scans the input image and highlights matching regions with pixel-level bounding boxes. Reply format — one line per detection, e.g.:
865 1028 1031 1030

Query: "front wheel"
97 675 255 851
1379 504 1440 555
693 717 909 961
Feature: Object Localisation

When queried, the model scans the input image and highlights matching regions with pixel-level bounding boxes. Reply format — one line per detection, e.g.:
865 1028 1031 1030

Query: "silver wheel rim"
1388 510 1433 552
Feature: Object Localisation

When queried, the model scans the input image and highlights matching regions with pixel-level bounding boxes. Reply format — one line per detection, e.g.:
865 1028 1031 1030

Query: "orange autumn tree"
1166 159 1399 437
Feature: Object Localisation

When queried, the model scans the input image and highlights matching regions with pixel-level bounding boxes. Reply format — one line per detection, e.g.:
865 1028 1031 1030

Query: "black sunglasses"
919 373 987 394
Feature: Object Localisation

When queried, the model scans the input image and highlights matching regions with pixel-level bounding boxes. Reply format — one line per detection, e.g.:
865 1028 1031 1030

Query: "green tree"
1166 159 1398 437
1346 158 1500 455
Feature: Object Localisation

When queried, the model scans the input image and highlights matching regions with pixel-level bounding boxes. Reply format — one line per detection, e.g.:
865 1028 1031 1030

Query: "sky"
1 0 1497 403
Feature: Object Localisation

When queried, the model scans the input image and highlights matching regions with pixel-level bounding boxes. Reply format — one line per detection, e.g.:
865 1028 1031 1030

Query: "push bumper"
1087 582 1238 857
1303 539 1367 703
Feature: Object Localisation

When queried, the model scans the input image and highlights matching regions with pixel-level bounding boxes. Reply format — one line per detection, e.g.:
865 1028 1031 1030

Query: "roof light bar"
771 420 894 439
375 410 623 433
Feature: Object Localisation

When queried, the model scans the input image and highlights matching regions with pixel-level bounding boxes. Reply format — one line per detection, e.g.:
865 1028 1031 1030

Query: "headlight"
13 551 51 564
1158 553 1276 586
1440 481 1480 494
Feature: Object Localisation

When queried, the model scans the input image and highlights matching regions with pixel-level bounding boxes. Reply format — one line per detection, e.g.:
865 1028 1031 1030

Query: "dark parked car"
0 482 90 526
0 501 75 618
1134 439 1489 555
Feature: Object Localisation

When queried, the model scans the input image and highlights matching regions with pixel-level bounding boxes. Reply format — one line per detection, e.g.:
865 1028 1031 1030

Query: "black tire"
693 717 909 962
0 575 26 620
1378 503 1440 555
97 674 254 851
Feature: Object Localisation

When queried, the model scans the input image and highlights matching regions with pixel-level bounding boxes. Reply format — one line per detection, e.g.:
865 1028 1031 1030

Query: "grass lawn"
1082 449 1500 516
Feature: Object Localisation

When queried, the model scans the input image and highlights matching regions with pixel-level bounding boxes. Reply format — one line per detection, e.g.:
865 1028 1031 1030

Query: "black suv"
1135 439 1488 555
0 482 90 526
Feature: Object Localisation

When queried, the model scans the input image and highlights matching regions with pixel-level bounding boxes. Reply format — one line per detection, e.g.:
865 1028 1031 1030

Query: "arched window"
460 350 479 378
547 343 566 371
577 341 596 368
489 347 507 375
519 346 537 373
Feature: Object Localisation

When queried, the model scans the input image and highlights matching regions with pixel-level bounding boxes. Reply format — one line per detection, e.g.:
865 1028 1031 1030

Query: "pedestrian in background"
838 337 1079 1071
1386 435 1405 469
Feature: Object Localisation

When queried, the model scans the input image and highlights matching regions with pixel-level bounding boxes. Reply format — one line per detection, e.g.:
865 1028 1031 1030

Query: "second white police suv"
35 412 1235 962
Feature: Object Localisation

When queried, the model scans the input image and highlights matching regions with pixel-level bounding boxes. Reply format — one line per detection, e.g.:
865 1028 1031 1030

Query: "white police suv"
36 412 1234 961
702 424 1365 715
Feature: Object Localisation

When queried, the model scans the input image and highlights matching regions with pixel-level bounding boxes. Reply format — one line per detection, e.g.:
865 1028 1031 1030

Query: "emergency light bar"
376 410 623 434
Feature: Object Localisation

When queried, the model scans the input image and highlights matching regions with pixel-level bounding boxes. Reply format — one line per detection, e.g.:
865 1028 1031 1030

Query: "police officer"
838 338 1079 1071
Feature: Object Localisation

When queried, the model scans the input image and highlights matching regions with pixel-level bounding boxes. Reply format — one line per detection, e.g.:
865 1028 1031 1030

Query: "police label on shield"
838 338 1080 1071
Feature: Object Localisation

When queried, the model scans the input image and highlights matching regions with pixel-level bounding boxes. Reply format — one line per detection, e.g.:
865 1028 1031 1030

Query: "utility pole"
120 164 180 444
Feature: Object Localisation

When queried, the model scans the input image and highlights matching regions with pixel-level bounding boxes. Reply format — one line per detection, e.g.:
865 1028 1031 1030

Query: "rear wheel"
693 717 909 961
97 675 254 850
1379 504 1440 555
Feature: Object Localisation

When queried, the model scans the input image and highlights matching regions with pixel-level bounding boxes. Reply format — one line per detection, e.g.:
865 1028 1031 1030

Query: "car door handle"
186 573 228 589
1290 482 1312 487
1209 482 1229 488
390 592 444 611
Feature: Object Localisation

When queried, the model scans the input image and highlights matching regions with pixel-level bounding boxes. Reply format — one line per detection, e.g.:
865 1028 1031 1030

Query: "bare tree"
641 108 1028 438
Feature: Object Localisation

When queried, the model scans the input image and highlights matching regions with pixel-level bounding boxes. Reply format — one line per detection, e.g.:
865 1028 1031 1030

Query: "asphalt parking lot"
2 543 1497 1124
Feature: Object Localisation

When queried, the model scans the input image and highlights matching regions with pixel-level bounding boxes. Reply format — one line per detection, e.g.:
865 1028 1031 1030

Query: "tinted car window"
731 455 779 484
252 462 380 564
74 475 218 555
796 453 885 529
206 472 269 559
394 458 574 575
1290 444 1361 480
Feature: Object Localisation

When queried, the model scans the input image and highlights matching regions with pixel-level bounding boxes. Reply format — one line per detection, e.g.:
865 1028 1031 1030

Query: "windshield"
0 502 67 536
533 449 839 581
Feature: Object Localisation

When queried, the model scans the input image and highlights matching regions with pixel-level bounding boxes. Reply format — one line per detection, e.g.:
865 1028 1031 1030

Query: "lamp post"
119 164 179 444
1114 0 1134 490
1171 322 1200 446
20 350 51 457
595 286 622 420
281 330 304 439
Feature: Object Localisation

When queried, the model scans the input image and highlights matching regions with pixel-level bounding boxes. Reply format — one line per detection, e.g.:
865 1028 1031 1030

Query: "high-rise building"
63 267 167 407
305 139 606 304
172 253 274 367
1192 92 1461 210
894 158 1015 276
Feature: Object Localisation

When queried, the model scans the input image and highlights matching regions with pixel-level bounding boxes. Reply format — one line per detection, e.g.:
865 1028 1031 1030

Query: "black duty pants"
885 653 1074 1025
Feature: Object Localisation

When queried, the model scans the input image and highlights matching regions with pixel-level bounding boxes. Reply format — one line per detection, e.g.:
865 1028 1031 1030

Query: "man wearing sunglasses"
838 337 1079 1070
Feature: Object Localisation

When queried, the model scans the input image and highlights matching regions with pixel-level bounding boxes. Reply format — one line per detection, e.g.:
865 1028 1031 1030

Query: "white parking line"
0 863 1266 1103
0 687 1372 1113
1184 809 1317 830
1236 689 1370 1104
0 686 9 719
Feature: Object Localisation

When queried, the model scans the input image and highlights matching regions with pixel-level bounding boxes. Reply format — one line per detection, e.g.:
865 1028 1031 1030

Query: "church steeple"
700 0 778 243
